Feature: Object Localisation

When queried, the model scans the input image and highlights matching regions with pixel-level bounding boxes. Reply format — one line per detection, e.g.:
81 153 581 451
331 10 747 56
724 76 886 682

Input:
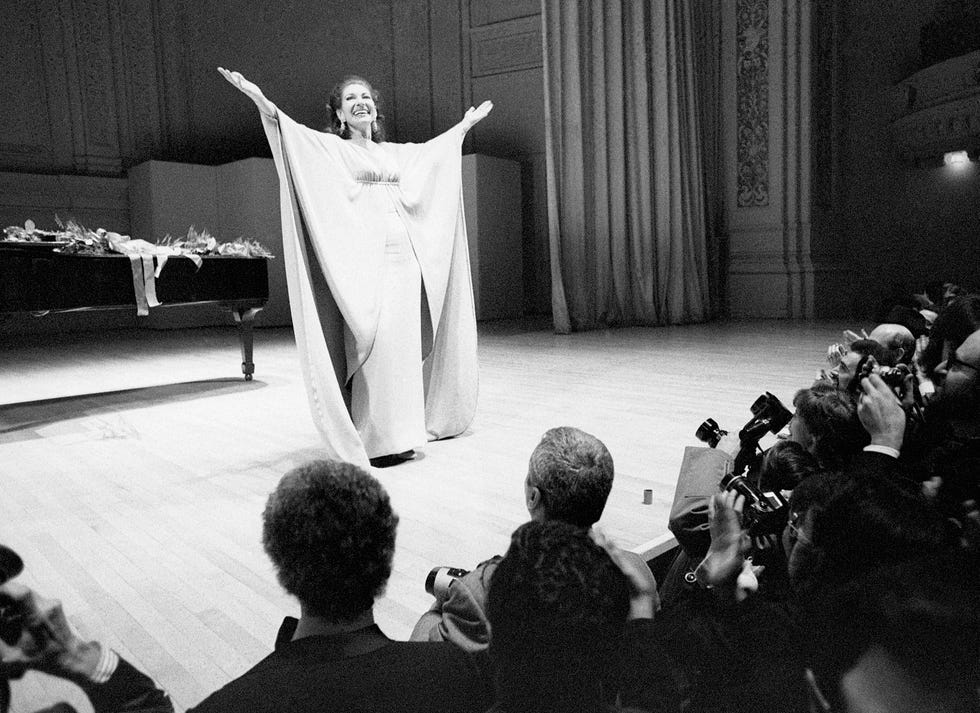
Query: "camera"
695 418 727 448
849 356 911 399
719 471 789 538
0 545 25 646
424 566 469 600
696 392 793 478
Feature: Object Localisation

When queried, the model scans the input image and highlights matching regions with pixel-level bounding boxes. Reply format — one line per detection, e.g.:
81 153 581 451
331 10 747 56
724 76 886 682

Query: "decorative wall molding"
889 50 980 161
67 0 122 175
109 0 164 169
1 1 198 177
735 0 770 207
392 0 435 142
0 4 52 164
811 0 840 212
470 0 539 27
470 16 542 77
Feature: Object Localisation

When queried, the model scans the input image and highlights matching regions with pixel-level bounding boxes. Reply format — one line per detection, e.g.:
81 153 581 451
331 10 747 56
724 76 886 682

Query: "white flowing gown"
261 108 478 466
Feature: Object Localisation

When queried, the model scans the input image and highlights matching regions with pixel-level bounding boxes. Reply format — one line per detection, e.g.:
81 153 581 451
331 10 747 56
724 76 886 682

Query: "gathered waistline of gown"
355 171 400 186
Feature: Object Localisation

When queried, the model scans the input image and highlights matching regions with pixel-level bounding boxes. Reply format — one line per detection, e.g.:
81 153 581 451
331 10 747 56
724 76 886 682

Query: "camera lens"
0 546 23 586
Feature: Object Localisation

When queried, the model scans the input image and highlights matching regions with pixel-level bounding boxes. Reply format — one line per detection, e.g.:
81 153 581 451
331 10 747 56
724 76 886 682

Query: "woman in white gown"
219 68 492 467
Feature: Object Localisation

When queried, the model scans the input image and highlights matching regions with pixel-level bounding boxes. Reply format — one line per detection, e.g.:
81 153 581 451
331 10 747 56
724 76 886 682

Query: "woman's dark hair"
487 521 629 712
759 439 820 492
262 459 397 621
919 294 980 379
792 385 869 469
325 74 387 142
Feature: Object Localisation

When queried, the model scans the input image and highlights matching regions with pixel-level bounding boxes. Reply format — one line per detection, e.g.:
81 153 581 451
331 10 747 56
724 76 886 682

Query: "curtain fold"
543 0 716 333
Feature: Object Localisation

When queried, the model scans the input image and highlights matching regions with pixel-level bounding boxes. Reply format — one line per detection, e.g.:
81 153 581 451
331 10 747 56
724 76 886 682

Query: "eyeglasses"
947 352 980 373
787 512 811 545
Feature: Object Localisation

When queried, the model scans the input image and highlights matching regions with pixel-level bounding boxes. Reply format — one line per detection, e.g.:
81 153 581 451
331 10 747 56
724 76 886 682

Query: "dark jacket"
188 618 493 713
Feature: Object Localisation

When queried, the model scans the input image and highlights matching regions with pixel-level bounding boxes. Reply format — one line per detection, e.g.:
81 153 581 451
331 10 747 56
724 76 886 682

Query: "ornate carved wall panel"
726 0 815 319
735 0 770 207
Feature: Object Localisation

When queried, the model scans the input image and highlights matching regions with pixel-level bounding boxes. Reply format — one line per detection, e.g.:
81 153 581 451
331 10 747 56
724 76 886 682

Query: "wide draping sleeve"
261 109 477 462
390 127 478 441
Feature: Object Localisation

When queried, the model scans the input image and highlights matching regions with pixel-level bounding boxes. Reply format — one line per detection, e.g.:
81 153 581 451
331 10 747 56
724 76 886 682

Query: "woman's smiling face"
339 82 376 130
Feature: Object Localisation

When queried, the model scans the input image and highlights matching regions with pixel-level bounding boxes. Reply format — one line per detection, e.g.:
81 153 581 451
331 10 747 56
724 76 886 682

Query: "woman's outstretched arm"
218 67 277 118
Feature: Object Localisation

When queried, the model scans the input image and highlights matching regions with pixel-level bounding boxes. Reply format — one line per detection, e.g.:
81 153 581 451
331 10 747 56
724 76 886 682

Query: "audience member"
411 427 652 652
757 438 820 492
804 551 979 713
665 383 870 605
189 460 492 712
485 521 673 713
918 294 980 383
867 322 915 365
915 328 980 539
0 576 173 713
662 470 952 713
831 338 895 392
10 304 980 713
789 383 870 468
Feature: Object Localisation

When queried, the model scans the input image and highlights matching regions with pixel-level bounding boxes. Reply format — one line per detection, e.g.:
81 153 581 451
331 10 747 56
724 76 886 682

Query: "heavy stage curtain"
543 0 719 333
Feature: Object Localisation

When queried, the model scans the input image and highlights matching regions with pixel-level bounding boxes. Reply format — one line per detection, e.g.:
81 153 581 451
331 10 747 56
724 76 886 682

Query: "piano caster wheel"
244 373 253 381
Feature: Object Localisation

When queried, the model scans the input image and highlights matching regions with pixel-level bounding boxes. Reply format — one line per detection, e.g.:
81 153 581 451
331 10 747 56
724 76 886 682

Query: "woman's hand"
590 528 659 620
695 490 750 591
460 100 493 133
218 67 276 117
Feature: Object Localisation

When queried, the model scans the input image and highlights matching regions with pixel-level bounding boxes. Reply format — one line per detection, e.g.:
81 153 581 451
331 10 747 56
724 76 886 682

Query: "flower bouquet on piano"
158 227 273 258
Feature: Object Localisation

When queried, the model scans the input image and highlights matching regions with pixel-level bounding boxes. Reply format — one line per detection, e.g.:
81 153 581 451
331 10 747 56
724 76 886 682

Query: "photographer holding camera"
912 327 980 547
669 387 868 568
411 427 655 653
0 546 173 713
659 469 952 713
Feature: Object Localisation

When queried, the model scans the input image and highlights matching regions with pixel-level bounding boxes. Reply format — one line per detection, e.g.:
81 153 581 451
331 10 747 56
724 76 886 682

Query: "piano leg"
230 305 264 380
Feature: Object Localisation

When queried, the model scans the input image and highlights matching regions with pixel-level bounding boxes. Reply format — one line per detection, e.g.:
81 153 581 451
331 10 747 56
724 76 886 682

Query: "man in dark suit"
2 461 493 713
189 459 492 713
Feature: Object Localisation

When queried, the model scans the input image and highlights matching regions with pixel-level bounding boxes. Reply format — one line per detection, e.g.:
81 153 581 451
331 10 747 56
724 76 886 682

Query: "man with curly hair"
189 460 492 713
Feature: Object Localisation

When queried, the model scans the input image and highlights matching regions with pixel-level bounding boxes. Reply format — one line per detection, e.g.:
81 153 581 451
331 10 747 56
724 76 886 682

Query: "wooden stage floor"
0 318 842 711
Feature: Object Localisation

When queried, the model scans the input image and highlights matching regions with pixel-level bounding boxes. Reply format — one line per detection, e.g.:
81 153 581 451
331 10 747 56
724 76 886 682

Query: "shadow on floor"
0 378 267 436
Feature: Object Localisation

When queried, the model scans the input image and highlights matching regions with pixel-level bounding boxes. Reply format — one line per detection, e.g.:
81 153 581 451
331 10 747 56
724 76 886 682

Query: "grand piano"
0 242 269 379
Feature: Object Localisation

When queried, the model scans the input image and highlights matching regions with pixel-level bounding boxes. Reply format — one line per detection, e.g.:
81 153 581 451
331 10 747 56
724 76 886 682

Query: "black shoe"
370 450 416 468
